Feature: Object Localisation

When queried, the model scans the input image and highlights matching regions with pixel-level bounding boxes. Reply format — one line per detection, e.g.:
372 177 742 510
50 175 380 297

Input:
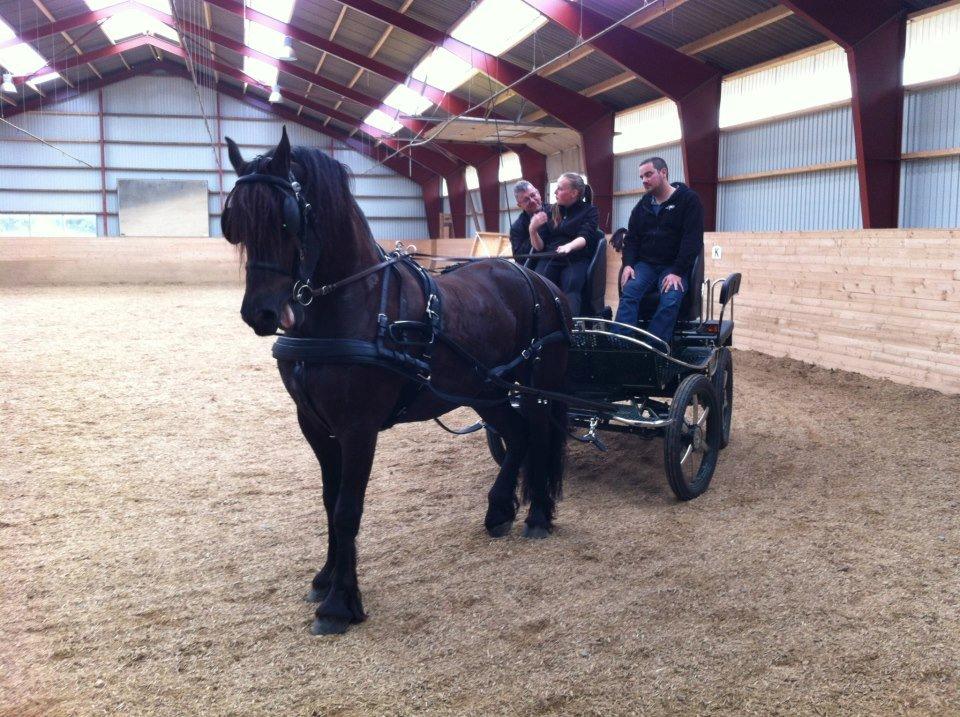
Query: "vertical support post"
445 170 468 238
216 90 224 218
422 175 442 239
848 14 905 228
580 113 616 233
677 78 721 232
97 88 108 236
475 158 502 232
515 146 548 198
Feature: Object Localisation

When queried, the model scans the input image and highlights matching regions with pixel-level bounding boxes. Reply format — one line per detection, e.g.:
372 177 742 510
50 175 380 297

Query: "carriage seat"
617 239 704 324
580 235 607 317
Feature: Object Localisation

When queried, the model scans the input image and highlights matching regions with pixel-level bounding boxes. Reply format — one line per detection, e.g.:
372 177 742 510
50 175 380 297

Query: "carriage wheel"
485 427 506 466
663 373 721 501
712 347 733 449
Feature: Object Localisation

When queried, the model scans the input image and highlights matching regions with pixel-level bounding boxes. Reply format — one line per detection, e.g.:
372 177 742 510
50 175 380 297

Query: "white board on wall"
117 179 209 237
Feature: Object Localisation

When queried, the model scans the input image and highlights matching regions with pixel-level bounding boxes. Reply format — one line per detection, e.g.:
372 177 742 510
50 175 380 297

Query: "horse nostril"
243 308 279 335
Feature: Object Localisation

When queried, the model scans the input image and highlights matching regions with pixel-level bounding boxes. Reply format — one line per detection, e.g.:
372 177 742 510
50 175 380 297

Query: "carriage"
484 235 742 501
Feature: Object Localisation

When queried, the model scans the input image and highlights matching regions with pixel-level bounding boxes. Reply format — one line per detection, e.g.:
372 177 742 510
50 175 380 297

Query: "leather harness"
233 167 571 431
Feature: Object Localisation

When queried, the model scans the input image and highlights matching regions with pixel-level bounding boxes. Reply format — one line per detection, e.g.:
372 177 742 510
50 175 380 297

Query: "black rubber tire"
485 427 506 466
663 373 721 501
712 347 733 449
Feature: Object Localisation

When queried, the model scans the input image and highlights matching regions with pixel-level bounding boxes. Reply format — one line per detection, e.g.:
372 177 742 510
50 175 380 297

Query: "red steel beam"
782 1 905 228
512 145 547 199
422 175 443 239
335 0 611 131
524 0 721 231
444 169 468 238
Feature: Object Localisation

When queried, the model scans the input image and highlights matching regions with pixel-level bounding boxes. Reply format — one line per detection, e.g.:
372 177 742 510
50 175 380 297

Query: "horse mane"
290 145 375 250
228 144 375 260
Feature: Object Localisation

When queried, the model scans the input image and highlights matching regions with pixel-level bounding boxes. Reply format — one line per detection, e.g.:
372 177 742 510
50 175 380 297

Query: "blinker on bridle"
228 163 320 306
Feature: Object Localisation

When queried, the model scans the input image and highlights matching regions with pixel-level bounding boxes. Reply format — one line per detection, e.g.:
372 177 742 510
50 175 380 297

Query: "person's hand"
661 273 684 292
620 265 635 289
529 211 548 231
556 242 573 255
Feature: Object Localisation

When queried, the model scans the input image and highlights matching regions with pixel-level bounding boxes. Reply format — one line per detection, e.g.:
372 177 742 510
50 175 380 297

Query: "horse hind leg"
476 404 528 537
519 396 567 539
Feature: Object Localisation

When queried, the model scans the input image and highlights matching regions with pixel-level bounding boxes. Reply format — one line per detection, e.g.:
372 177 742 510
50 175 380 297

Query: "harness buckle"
426 294 440 324
293 280 315 306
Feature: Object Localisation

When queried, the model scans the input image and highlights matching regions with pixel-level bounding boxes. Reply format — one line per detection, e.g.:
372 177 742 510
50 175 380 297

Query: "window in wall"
0 214 97 237
613 99 681 155
498 152 522 183
904 5 960 85
720 46 851 128
465 166 480 191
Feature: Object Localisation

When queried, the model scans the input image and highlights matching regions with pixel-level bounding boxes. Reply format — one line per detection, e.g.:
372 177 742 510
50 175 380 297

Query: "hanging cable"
0 117 95 168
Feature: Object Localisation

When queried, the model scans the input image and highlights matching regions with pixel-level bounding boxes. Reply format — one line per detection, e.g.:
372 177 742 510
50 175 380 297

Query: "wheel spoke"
680 442 694 466
696 405 710 426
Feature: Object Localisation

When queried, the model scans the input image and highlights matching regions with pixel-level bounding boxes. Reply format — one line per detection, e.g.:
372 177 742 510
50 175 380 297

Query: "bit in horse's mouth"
281 302 297 330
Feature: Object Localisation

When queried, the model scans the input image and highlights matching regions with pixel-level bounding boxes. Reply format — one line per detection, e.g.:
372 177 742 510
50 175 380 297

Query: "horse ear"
268 126 292 176
225 136 244 174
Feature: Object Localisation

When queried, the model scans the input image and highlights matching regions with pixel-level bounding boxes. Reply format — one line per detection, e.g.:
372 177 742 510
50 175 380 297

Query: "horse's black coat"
222 128 570 635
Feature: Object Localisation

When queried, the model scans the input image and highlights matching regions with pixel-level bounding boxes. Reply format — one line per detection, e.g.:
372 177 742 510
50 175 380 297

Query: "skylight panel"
411 48 475 93
247 0 296 23
0 18 60 84
83 0 179 44
904 5 960 85
383 84 432 116
364 109 403 135
245 20 287 58
451 0 546 57
243 56 279 87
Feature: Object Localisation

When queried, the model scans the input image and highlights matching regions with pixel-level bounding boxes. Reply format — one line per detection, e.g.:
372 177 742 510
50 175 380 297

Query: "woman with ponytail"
526 171 601 316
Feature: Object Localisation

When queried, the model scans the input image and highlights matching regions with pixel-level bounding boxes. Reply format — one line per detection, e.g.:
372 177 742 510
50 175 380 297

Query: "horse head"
222 127 307 336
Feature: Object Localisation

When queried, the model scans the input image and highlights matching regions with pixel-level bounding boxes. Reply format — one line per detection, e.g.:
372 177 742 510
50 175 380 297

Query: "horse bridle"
227 162 322 306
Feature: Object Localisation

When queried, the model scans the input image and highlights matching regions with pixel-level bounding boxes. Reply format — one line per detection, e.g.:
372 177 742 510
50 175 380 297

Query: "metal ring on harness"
293 280 315 306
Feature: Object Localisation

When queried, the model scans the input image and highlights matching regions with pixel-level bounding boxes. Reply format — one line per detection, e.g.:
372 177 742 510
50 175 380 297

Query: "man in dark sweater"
508 179 545 260
614 157 704 344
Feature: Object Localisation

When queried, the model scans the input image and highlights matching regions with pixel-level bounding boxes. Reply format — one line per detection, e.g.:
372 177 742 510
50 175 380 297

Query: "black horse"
221 128 570 635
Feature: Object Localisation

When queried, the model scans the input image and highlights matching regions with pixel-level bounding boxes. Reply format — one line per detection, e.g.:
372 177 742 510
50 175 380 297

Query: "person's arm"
668 192 704 279
556 204 598 255
528 211 548 252
620 204 642 287
509 216 531 259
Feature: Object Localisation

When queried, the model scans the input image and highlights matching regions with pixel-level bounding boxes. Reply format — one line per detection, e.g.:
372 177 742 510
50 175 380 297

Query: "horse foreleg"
312 429 377 636
476 404 528 537
297 409 342 603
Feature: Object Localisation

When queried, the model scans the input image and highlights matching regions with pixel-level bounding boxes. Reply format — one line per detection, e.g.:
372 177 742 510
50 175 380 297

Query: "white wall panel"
1 141 100 167
104 115 213 144
104 76 216 115
356 197 424 218
1 75 426 236
614 143 684 193
900 156 960 228
2 168 102 191
903 83 960 153
0 191 101 213
47 94 99 113
720 105 855 178
717 167 862 231
105 170 220 189
0 114 99 140
104 143 220 170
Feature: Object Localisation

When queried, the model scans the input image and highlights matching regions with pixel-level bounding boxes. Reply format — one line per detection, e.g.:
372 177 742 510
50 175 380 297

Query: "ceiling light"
268 84 282 103
281 36 297 61
1 73 16 93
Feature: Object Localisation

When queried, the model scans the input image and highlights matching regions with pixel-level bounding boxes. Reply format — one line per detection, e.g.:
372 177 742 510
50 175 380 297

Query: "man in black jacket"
614 157 704 344
508 179 545 260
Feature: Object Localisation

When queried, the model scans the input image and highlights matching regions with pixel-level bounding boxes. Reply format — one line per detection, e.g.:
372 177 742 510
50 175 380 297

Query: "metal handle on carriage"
572 319 717 372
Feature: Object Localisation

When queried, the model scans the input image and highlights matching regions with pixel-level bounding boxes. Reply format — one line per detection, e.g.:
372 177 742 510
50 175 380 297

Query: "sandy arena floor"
2 285 959 716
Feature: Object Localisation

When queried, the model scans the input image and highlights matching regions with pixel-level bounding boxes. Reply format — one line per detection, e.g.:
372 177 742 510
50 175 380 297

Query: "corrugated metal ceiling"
1 0 958 156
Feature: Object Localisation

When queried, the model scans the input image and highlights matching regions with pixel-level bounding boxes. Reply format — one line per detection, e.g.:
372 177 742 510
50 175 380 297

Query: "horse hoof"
522 524 550 540
311 617 350 636
486 521 513 538
304 588 324 603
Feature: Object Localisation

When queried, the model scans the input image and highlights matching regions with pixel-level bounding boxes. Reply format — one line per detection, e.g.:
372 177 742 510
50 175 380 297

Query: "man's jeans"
614 262 686 344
